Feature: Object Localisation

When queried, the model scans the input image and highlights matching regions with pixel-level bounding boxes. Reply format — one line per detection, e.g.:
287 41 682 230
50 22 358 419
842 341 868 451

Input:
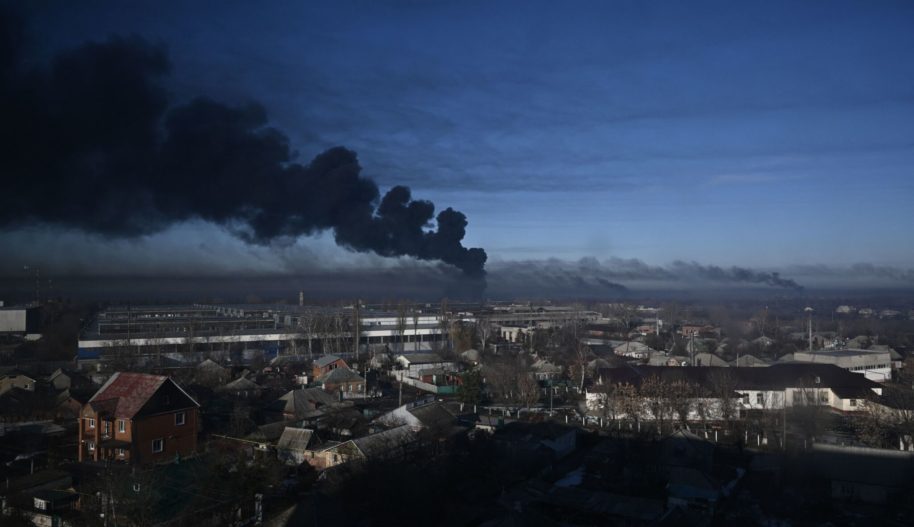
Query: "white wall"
0 309 27 333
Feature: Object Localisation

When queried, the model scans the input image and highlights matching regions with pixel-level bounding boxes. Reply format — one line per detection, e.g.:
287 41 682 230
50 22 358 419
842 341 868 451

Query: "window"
117 448 126 457
756 393 763 405
175 411 186 426
849 399 857 407
118 420 125 433
87 441 95 451
34 498 47 511
88 418 95 429
104 421 110 435
152 438 164 453
820 391 828 403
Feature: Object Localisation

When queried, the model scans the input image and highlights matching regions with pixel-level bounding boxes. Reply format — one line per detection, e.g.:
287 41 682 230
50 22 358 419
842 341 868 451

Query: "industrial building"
791 349 893 382
0 302 42 338
77 303 455 368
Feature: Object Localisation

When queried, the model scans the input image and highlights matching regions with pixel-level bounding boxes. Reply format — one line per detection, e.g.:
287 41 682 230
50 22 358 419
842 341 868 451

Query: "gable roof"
693 353 729 367
408 402 456 430
317 366 364 384
613 342 654 354
398 353 446 365
196 359 228 372
278 387 338 416
218 376 261 392
730 354 769 367
350 424 416 458
88 372 199 419
277 427 315 452
314 355 344 368
48 368 69 381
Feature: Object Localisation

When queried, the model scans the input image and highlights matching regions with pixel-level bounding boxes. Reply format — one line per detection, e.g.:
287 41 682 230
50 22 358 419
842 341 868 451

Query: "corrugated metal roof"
277 427 314 452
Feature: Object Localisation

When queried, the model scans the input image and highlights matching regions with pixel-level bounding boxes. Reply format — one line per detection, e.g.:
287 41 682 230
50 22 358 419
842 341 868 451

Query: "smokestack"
299 291 303 307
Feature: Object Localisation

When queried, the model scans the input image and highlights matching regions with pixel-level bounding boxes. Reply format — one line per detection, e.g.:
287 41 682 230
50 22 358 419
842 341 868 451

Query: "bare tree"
856 387 914 450
438 298 451 353
516 372 540 409
611 304 639 346
854 399 894 448
450 321 474 354
476 317 492 354
572 342 590 393
640 375 672 434
396 301 408 354
301 310 315 359
787 380 830 444
353 301 362 360
708 369 738 429
669 380 696 429
615 382 642 425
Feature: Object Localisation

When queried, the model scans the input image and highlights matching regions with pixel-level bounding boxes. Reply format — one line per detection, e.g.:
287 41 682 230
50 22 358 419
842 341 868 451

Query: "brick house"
312 355 348 379
318 366 366 397
78 372 200 465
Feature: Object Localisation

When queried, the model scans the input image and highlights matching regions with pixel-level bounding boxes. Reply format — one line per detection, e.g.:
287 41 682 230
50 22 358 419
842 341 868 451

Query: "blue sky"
8 0 914 279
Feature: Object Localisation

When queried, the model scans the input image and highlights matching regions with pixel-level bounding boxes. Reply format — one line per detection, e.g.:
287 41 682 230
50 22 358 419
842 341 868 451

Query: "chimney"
299 291 304 307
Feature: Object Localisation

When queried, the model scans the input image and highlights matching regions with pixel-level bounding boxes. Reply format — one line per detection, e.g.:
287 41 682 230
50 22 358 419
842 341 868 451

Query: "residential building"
78 372 200 465
588 364 883 419
317 366 366 397
307 424 418 470
395 353 456 378
215 376 263 399
0 373 36 395
531 358 563 381
276 427 317 466
312 355 348 379
613 341 656 359
273 387 339 420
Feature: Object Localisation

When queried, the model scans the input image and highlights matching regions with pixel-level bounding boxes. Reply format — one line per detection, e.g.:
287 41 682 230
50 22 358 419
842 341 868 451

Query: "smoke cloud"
488 257 804 293
667 261 803 290
0 11 486 277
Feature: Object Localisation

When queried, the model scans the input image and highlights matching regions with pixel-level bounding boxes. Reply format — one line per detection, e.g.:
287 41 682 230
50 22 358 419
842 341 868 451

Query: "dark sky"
3 0 914 295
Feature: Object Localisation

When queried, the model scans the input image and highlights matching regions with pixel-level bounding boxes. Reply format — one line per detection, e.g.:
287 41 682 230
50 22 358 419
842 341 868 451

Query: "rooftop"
88 372 199 419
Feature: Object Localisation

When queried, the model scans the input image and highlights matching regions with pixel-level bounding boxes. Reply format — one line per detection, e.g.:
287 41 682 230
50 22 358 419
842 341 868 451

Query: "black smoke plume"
668 261 803 290
0 11 486 277
488 258 803 293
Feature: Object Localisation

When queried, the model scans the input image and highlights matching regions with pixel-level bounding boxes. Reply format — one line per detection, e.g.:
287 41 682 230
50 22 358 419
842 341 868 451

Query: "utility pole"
353 300 361 362
782 389 787 450
549 381 554 415
805 307 814 353
689 331 695 366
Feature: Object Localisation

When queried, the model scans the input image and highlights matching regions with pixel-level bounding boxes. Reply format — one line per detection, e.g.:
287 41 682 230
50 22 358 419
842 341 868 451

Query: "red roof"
88 372 170 419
